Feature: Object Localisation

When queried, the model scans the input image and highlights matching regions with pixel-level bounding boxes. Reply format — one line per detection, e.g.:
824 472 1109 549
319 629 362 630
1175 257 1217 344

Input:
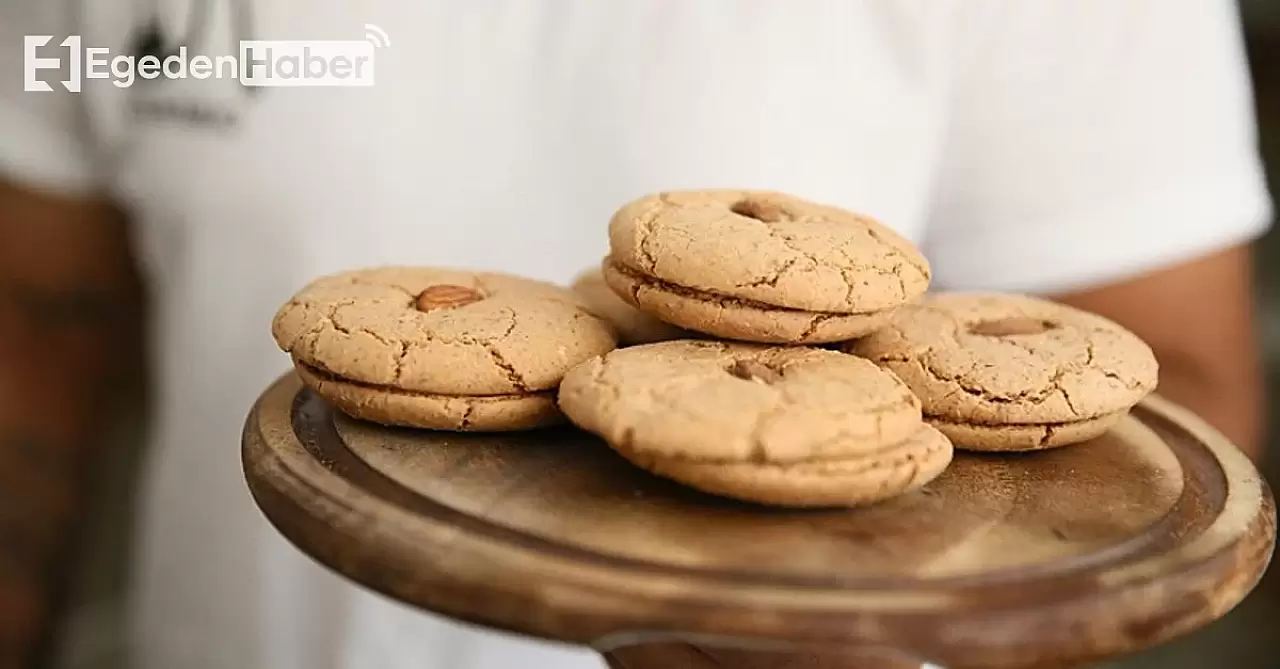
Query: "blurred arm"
0 179 142 668
1054 244 1265 461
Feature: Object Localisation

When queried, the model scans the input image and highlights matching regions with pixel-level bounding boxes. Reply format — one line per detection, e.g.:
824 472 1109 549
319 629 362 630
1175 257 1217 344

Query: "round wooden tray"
242 373 1275 668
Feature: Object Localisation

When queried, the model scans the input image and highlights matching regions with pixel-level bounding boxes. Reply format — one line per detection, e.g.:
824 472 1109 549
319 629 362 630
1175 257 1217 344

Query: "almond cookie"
604 190 930 344
850 293 1159 451
559 340 951 507
630 424 953 507
570 267 690 346
272 267 617 431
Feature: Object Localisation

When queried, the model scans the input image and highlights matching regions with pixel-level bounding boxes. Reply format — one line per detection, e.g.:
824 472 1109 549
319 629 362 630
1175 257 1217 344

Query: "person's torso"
67 1 959 667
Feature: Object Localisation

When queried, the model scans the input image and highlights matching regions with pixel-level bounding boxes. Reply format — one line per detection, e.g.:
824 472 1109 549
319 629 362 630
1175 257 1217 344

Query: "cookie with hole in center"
850 293 1159 451
604 190 930 344
558 340 951 507
272 267 617 431
570 267 691 346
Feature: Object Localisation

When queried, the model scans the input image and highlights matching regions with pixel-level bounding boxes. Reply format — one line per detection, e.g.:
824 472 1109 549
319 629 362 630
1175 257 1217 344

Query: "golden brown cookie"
559 340 951 507
602 260 895 345
272 267 617 430
851 292 1159 451
630 424 953 507
570 267 691 346
559 340 924 462
927 412 1126 452
604 190 929 344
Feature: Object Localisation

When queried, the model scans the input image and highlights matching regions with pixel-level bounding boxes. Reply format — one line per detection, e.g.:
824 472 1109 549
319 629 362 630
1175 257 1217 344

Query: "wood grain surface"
242 373 1276 669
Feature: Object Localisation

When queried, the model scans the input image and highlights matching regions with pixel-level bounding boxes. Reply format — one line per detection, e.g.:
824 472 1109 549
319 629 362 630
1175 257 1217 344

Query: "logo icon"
24 35 83 92
364 24 391 49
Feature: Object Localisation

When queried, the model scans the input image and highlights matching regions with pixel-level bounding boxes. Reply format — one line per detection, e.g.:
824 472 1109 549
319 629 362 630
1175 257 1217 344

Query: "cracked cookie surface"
571 267 691 346
851 293 1158 433
273 267 616 396
607 190 930 314
558 340 923 463
272 267 616 430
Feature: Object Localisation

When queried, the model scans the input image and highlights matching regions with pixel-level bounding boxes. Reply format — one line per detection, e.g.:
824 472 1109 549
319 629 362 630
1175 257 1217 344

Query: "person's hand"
605 642 926 668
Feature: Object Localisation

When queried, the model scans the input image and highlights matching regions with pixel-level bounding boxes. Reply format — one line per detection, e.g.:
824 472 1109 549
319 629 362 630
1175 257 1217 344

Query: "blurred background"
1103 1 1280 666
32 2 1280 668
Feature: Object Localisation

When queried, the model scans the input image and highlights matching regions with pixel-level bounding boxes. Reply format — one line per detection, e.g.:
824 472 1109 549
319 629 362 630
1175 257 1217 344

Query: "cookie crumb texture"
608 190 930 314
852 293 1159 429
558 340 923 464
272 267 617 397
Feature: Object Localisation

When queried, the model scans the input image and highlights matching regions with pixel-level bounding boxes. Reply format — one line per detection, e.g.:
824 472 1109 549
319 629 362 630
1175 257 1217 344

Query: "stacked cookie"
599 190 931 343
271 267 616 431
851 293 1160 452
271 189 1159 509
555 190 953 506
558 341 953 508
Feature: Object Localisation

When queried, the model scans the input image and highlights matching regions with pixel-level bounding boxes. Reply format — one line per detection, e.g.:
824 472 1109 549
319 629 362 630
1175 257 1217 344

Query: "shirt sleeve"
0 1 103 196
922 0 1273 294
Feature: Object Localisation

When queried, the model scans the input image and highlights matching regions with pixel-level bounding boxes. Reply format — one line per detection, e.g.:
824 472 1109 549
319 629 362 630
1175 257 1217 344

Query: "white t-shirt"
1 1 1272 668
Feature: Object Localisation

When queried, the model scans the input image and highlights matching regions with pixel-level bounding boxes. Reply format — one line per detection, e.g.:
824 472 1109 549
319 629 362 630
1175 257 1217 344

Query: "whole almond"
416 285 484 312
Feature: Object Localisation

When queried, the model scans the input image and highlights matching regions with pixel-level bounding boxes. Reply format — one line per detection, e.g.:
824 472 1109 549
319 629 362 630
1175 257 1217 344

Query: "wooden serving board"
242 373 1275 669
